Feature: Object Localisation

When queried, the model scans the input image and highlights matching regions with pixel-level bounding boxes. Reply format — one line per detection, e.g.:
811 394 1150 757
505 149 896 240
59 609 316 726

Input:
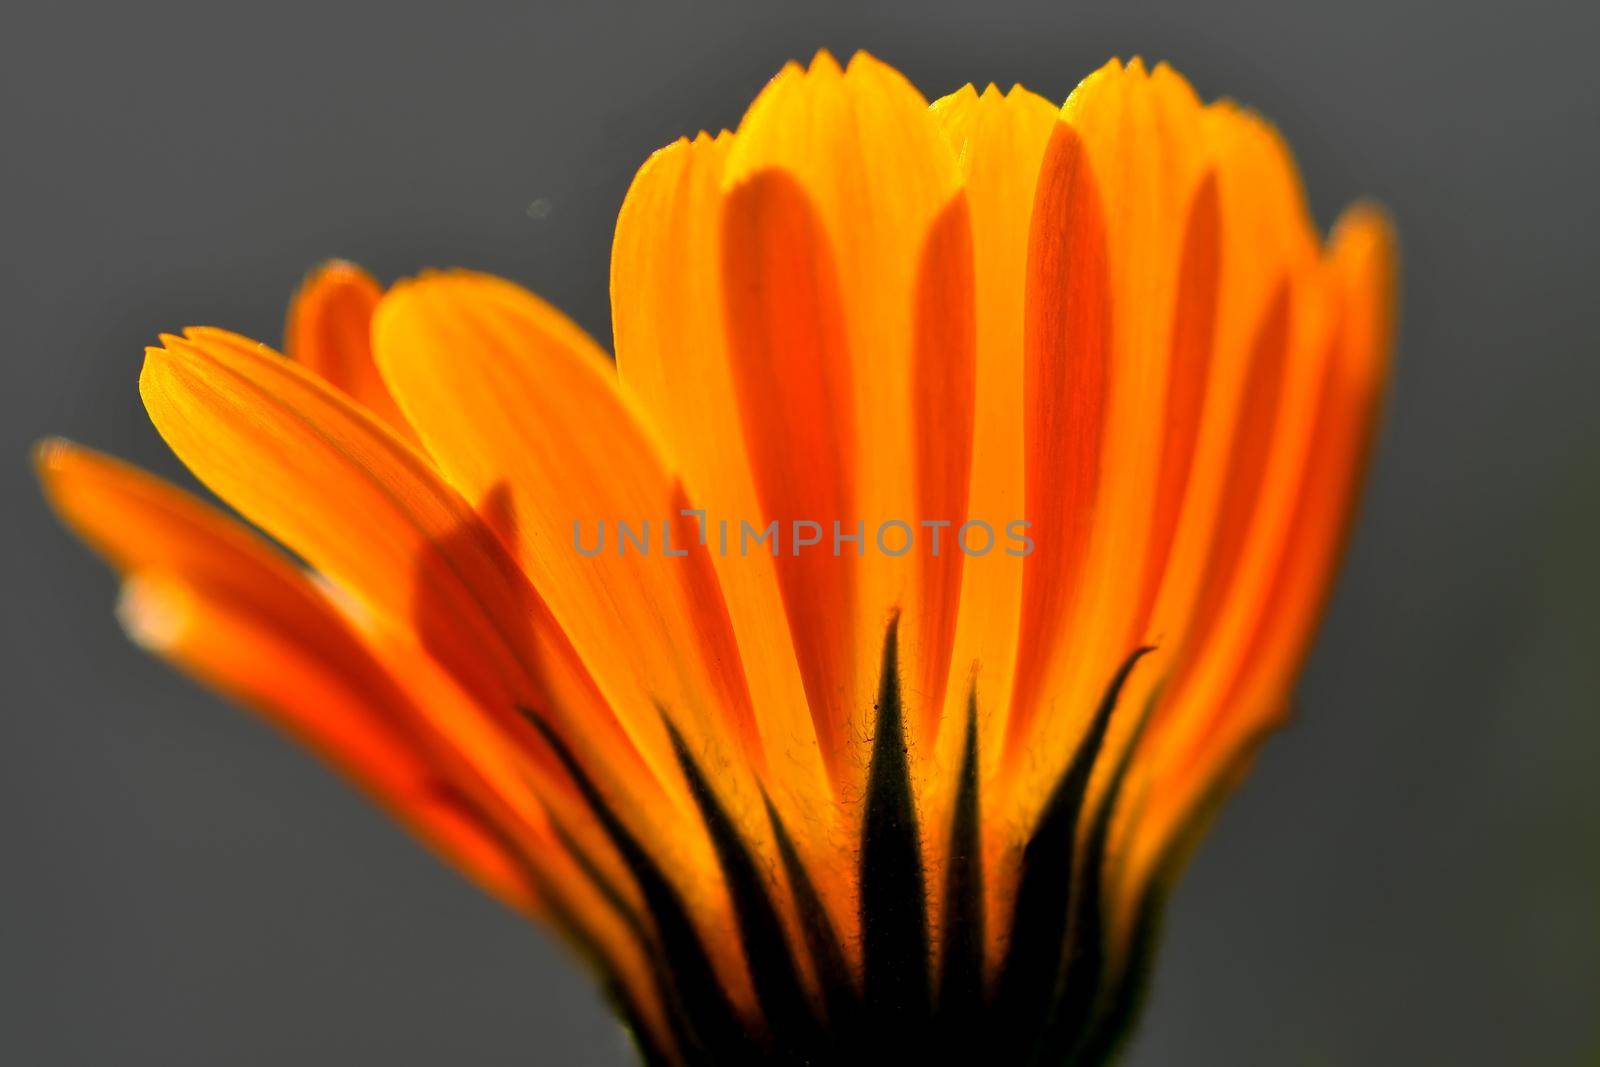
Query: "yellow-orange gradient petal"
958 61 1395 970
612 131 854 930
928 82 1057 787
1002 115 1114 810
1135 103 1320 694
928 81 1061 960
1106 99 1329 871
720 51 978 823
1003 62 1213 810
285 260 416 440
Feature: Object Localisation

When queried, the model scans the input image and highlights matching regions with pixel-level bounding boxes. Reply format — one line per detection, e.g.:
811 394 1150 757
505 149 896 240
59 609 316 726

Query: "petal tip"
116 572 191 652
31 435 75 478
301 257 373 283
809 49 844 77
1334 200 1398 249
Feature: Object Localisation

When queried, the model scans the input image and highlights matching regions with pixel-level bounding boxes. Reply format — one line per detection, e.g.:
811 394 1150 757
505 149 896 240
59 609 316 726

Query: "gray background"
4 1 1597 1063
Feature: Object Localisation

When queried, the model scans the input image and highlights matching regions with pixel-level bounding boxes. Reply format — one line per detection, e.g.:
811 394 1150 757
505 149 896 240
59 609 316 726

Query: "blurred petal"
1126 206 1396 896
35 439 541 913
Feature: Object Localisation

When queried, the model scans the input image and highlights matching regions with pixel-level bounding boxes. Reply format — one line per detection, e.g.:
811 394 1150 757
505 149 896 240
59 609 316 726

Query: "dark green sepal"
1058 873 1170 1067
1060 744 1253 1067
1032 684 1161 1065
991 646 1154 1057
522 710 756 1063
548 817 649 942
934 683 985 1051
606 977 677 1067
858 614 934 1040
663 715 824 1062
762 790 861 1040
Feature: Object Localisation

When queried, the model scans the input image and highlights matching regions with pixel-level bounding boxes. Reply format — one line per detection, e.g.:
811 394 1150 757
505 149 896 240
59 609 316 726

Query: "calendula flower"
37 51 1394 1065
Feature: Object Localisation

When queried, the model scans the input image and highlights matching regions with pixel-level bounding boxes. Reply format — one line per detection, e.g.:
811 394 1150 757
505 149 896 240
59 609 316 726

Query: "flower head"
38 51 1394 1063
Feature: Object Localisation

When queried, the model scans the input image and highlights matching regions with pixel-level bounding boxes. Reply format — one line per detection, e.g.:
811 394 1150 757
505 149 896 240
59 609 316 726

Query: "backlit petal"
285 260 416 440
722 51 973 795
135 327 672 838
929 81 1060 961
372 271 762 1007
1122 205 1395 904
612 131 851 934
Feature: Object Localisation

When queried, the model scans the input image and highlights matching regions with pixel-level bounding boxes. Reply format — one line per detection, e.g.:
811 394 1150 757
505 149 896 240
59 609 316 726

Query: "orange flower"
37 52 1394 1064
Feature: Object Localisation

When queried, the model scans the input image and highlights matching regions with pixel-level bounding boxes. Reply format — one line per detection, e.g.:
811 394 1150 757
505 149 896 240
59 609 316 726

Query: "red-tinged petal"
722 51 974 798
35 439 543 914
612 132 851 939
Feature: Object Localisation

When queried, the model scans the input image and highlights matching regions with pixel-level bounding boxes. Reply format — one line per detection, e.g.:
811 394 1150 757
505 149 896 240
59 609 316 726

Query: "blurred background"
4 1 1596 1063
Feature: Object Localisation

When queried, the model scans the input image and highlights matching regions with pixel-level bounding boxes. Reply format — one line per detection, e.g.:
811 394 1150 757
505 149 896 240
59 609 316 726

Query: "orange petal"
1134 171 1222 638
285 260 416 440
1001 117 1113 784
35 439 542 914
1139 104 1321 667
1125 100 1327 752
1120 210 1395 916
613 132 824 793
1224 204 1394 720
1177 206 1394 798
1004 62 1217 797
721 169 862 791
